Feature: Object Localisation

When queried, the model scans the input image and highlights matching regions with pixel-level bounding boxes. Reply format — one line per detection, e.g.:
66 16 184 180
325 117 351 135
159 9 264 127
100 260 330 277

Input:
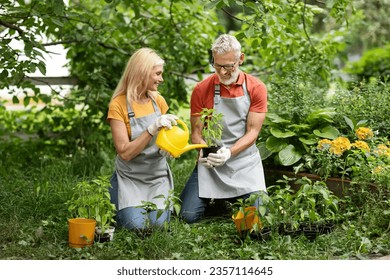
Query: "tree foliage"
208 0 355 83
0 0 361 150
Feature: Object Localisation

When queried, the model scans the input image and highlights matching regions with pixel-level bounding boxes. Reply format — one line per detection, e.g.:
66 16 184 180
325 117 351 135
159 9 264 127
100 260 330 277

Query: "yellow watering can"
156 119 207 158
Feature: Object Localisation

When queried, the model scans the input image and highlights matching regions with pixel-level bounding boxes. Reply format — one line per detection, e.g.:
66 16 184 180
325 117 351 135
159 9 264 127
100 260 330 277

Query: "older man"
180 34 268 223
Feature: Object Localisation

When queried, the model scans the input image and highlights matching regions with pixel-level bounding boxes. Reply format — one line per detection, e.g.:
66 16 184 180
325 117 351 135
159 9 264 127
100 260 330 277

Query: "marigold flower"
329 137 351 155
355 127 373 140
351 140 370 152
317 139 332 150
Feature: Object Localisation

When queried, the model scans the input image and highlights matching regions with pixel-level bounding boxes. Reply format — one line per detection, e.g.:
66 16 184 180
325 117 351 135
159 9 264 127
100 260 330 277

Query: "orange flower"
351 140 370 152
355 127 373 140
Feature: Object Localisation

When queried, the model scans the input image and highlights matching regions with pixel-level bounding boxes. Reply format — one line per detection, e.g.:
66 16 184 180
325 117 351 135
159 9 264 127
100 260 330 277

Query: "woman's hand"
147 114 178 136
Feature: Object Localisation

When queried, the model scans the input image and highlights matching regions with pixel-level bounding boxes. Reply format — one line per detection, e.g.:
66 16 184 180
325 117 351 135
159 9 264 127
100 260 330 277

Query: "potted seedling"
293 177 340 239
136 189 182 238
67 175 116 244
231 193 268 239
199 108 224 157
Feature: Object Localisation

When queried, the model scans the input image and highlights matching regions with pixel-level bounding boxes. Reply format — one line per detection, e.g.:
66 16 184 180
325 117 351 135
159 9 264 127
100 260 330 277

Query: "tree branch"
169 0 180 34
301 0 316 51
0 19 24 35
221 8 244 22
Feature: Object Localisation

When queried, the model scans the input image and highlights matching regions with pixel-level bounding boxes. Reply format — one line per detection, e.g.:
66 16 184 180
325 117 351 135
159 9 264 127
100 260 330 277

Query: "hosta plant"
258 108 339 167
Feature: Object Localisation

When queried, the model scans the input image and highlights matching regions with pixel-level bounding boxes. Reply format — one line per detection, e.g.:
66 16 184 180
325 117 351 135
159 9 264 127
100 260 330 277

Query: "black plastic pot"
95 232 110 243
278 223 301 237
202 146 221 158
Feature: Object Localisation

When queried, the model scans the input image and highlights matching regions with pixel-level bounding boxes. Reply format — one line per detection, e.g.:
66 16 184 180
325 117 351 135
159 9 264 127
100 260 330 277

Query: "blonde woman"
107 48 178 230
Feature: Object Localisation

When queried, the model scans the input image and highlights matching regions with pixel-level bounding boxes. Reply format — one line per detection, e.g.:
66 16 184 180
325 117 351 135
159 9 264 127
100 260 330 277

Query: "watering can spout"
156 119 207 158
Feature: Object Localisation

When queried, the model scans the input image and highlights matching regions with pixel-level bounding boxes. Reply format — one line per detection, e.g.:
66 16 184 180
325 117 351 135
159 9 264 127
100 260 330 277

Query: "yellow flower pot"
232 206 262 236
68 218 96 248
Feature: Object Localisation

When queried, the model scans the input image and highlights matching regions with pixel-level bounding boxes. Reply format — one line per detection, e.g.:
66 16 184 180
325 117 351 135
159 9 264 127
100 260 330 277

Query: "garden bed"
264 168 350 197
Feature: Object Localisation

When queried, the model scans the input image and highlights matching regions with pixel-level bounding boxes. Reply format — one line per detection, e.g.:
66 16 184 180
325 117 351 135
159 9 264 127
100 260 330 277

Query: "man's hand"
207 147 231 167
199 157 214 168
198 149 214 168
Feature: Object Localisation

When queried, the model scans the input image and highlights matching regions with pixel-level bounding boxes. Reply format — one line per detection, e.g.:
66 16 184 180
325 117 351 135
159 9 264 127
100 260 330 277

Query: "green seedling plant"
199 108 224 147
137 190 182 237
293 177 340 227
67 175 116 235
266 177 301 232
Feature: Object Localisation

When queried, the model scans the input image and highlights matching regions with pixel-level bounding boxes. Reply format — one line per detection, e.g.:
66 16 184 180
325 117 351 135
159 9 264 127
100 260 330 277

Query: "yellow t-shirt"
107 94 169 138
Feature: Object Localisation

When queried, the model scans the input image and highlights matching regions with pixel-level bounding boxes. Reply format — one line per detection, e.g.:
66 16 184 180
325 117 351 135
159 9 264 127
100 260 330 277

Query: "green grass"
0 141 390 260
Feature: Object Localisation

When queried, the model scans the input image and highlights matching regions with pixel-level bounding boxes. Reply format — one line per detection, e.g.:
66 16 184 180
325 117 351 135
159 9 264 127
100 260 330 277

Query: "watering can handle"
175 119 189 133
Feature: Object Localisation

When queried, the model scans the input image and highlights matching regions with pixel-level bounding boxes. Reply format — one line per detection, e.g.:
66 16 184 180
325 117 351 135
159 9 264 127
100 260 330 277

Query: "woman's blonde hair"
111 48 164 106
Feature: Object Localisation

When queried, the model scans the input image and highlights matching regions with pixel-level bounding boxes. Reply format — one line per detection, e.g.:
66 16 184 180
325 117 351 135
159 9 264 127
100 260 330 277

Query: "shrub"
330 80 390 136
343 44 390 82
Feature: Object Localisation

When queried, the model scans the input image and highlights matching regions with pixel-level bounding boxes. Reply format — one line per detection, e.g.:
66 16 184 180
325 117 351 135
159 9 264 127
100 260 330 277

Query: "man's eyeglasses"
211 61 238 71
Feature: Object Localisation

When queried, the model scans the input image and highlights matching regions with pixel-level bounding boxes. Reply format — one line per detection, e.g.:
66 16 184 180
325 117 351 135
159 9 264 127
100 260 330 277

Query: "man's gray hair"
211 34 241 57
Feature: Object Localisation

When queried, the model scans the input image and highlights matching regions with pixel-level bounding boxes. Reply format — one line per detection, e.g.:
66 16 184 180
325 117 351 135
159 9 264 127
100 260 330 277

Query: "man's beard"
218 68 240 86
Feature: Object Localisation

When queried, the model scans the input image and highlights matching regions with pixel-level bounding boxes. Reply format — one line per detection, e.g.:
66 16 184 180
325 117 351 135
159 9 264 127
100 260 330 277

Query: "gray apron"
115 99 174 210
198 77 266 198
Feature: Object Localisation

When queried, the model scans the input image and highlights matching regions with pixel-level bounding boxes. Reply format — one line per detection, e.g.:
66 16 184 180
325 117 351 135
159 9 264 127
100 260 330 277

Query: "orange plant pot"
68 218 96 248
232 206 262 235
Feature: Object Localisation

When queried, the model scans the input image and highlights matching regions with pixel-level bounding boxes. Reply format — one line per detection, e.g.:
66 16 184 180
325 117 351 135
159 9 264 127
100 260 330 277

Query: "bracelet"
147 129 153 137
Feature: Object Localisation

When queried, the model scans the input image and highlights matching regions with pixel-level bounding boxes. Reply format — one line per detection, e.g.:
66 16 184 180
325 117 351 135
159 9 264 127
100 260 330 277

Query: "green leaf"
278 145 302 166
343 115 355 131
52 0 65 15
265 136 288 152
298 136 318 145
270 127 296 138
356 120 368 127
257 142 273 160
0 70 8 79
313 126 339 139
23 96 30 107
265 113 290 124
259 205 267 216
37 61 46 75
24 42 33 57
307 108 337 124
12 96 19 104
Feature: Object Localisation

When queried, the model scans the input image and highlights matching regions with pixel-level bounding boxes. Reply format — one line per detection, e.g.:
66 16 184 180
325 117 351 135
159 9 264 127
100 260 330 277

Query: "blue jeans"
109 172 170 230
179 166 263 224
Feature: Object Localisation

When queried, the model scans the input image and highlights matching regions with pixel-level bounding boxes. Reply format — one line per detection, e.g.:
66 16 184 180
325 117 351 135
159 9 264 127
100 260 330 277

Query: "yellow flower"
355 127 373 140
317 139 332 150
329 137 352 155
375 144 390 157
372 166 384 174
351 140 370 152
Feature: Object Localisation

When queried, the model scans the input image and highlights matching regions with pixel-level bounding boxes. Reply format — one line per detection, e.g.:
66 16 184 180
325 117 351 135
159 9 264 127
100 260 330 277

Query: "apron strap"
214 84 221 104
242 79 250 100
126 97 161 139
